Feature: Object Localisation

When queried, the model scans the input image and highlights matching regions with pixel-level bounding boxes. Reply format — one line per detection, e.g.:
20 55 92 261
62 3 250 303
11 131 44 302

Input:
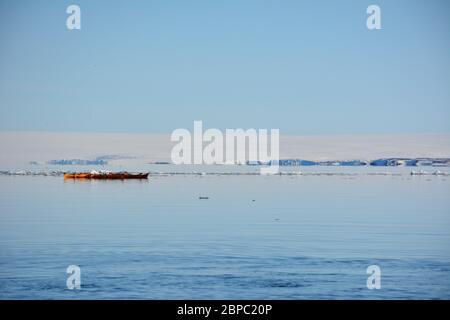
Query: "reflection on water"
0 170 449 299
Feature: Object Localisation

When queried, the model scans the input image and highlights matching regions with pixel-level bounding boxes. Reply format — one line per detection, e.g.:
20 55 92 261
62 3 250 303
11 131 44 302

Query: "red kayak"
64 172 149 180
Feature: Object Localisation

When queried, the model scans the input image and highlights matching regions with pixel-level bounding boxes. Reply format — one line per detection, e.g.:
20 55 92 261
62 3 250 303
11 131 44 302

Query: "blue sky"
0 0 449 134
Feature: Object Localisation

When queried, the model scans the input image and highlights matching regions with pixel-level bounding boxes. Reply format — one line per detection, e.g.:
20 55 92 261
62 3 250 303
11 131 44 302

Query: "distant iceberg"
47 158 108 165
265 159 367 166
370 158 450 167
246 158 450 167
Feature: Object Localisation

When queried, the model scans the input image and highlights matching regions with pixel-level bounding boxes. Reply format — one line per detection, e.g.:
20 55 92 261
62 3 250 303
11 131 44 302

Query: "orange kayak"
64 172 149 180
64 173 91 179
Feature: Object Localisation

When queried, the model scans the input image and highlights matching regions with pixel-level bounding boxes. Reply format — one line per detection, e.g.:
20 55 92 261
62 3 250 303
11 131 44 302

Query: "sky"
0 0 449 134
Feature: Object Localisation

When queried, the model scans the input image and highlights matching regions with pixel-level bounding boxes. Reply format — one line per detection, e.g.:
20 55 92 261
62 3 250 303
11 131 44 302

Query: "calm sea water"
0 167 449 299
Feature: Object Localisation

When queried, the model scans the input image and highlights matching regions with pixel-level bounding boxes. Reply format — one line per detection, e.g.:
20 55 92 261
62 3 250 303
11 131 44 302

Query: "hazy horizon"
1 131 449 166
